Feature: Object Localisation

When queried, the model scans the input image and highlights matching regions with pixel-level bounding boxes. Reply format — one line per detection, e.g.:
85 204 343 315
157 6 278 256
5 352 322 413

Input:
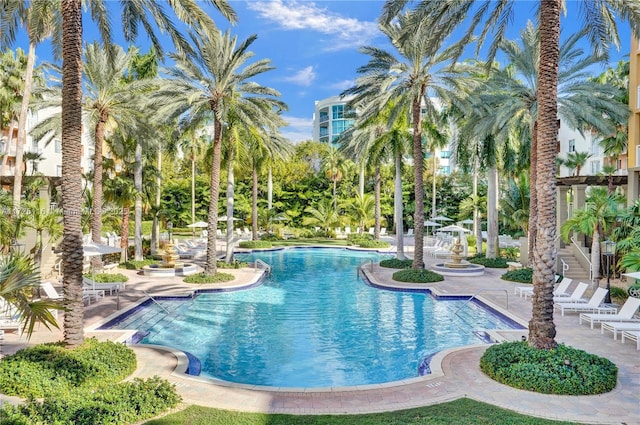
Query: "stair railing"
570 236 593 282
560 258 569 276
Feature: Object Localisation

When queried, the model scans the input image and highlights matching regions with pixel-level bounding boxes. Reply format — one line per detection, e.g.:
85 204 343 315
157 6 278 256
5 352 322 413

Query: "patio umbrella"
424 220 441 226
438 224 471 233
432 215 453 221
82 242 123 257
460 219 474 224
622 271 640 280
187 221 209 228
218 215 242 221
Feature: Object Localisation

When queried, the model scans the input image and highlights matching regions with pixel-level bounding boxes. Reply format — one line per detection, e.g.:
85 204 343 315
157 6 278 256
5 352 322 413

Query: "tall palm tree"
151 29 284 275
303 198 340 234
322 146 347 212
1 0 61 211
382 0 640 349
564 151 592 176
343 12 461 269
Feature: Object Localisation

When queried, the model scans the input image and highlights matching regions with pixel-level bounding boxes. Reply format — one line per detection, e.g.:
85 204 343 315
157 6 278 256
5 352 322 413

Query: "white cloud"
282 115 313 143
328 79 355 91
247 0 379 51
282 66 316 86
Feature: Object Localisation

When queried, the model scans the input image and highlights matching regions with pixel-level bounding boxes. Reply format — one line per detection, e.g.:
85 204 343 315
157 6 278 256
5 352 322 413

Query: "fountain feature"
142 241 198 277
431 238 485 277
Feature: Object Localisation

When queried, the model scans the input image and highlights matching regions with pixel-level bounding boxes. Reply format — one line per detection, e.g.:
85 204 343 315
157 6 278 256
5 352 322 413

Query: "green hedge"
480 341 618 395
356 240 391 248
501 268 533 283
120 259 157 270
238 240 273 249
468 254 509 268
379 258 413 269
84 273 129 283
392 269 444 283
183 272 235 284
0 339 136 399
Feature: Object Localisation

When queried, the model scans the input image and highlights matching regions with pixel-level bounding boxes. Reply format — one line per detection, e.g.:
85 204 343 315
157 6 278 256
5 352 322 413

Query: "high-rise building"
312 96 355 144
628 36 640 205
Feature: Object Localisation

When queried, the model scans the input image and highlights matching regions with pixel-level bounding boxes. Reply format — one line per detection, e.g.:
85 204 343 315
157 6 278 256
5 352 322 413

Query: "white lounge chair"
0 300 22 335
552 282 589 303
601 322 640 340
40 281 63 300
554 288 613 316
621 330 640 350
380 227 387 236
82 277 123 295
516 277 572 299
406 228 414 237
579 297 640 329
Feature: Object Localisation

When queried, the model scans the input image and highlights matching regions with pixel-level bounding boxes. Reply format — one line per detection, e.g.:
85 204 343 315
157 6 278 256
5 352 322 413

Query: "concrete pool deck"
1 251 639 424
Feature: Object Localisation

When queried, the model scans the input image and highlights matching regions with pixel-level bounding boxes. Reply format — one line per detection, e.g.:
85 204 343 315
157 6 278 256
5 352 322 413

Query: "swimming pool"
102 247 523 388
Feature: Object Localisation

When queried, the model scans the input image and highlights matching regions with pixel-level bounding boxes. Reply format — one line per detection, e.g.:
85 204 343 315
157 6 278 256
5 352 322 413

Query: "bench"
507 261 523 271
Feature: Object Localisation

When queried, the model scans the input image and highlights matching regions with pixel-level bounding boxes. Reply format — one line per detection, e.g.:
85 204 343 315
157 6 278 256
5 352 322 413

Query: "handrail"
570 236 593 281
453 288 509 321
142 290 170 315
560 258 569 276
254 259 271 276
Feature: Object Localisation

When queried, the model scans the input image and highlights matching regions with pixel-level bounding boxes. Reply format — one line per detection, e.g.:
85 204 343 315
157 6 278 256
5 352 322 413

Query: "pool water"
104 248 522 388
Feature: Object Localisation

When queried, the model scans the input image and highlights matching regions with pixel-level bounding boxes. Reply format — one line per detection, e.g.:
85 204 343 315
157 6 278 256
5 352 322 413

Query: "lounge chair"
40 281 64 300
554 288 613 316
45 279 103 305
0 300 22 335
621 330 640 350
579 297 640 329
552 282 589 303
601 322 640 340
516 277 572 299
83 277 123 295
406 228 414 237
380 228 387 236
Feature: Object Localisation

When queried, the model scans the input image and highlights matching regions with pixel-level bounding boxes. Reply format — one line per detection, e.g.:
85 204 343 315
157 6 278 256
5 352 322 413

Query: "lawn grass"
145 398 581 425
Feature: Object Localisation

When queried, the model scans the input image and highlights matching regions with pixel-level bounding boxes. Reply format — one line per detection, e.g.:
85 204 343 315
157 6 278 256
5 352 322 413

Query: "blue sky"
11 1 633 143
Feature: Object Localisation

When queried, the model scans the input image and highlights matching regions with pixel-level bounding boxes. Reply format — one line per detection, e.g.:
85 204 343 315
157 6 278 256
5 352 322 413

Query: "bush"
501 267 533 283
0 339 136 399
392 269 444 283
379 258 413 269
216 260 248 269
468 254 509 268
238 240 273 249
347 233 372 245
183 272 235 284
480 341 617 395
260 233 281 241
2 376 180 425
356 239 391 248
120 259 156 270
500 247 520 260
84 273 129 283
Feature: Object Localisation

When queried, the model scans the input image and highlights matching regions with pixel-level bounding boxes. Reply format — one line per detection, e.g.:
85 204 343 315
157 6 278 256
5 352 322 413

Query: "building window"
568 139 576 152
332 119 350 136
56 165 62 177
319 127 329 137
332 104 344 120
440 165 450 175
440 150 451 159
54 139 61 153
590 160 600 175
424 152 431 159
0 140 5 153
319 112 329 123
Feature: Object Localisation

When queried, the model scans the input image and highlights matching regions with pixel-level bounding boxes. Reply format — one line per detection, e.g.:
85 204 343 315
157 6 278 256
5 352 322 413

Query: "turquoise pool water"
103 248 522 388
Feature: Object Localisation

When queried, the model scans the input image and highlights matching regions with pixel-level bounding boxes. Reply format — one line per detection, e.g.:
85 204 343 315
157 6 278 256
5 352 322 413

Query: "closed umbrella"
187 221 209 228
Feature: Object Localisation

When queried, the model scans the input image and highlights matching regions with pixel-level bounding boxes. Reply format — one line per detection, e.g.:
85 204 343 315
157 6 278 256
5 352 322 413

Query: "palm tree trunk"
431 152 437 219
12 41 37 212
61 0 85 348
134 143 143 261
528 0 560 350
591 229 601 283
151 149 161 255
486 165 498 258
225 146 235 263
412 92 425 269
394 153 405 260
0 119 15 175
374 165 381 239
204 119 222 275
191 146 196 235
267 166 273 210
359 162 365 197
252 167 259 240
90 113 107 269
120 205 129 262
528 122 538 267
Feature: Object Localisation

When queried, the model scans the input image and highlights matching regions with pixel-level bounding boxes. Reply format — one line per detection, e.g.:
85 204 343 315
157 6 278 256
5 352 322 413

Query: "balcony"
319 113 329 124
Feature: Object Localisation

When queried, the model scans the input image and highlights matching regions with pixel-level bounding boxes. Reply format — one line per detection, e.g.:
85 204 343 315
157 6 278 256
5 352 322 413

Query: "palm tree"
500 172 530 237
322 146 347 212
349 193 375 235
303 198 341 234
343 12 461 269
0 48 26 177
151 29 283 275
1 0 61 211
564 151 592 176
561 187 622 287
23 198 62 271
0 253 60 339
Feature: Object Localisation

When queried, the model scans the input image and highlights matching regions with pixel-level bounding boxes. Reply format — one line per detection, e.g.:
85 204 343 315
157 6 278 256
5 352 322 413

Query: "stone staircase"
557 247 591 283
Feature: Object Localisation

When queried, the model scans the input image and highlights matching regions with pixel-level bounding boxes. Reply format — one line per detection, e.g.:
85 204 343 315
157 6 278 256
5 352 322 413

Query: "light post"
603 240 616 305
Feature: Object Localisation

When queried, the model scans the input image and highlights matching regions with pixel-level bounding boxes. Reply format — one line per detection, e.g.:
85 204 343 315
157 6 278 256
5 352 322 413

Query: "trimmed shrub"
84 273 129 283
120 259 156 270
347 233 372 245
501 267 533 283
480 341 617 395
260 233 281 241
499 247 520 260
239 240 273 249
216 260 248 269
392 269 444 283
468 254 509 268
379 258 413 269
183 272 235 284
356 239 391 249
0 339 136 399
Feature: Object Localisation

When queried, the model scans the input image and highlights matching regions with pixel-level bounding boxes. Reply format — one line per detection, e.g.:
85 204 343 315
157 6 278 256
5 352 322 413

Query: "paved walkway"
2 249 639 424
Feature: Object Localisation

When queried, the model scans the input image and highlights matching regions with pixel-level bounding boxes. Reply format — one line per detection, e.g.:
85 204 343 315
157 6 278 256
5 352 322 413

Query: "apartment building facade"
628 36 640 205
